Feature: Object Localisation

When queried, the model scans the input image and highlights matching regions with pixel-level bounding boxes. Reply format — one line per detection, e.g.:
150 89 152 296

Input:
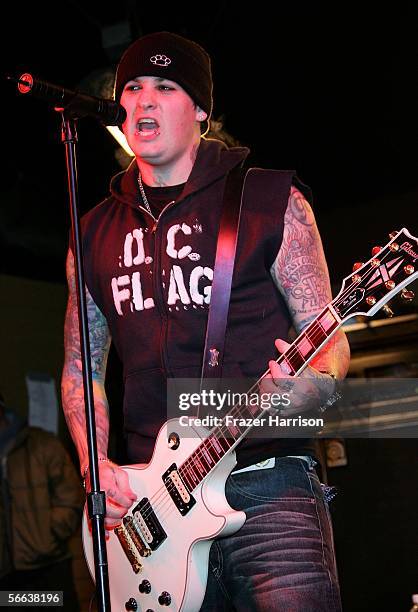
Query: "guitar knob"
382 304 394 318
125 598 138 611
401 289 415 302
352 262 363 272
158 591 172 606
371 246 382 256
139 580 152 594
168 432 180 450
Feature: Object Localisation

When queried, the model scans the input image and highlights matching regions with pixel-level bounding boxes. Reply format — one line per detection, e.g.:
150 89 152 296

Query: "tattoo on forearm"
61 251 111 466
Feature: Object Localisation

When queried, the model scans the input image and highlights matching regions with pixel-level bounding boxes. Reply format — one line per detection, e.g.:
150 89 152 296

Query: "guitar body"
82 419 246 612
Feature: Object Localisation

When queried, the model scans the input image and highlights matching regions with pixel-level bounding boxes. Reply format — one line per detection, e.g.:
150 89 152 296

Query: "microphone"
7 72 127 126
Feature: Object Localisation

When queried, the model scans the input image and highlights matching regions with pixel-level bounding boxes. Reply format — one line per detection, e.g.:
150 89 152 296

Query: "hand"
84 460 137 530
260 338 335 416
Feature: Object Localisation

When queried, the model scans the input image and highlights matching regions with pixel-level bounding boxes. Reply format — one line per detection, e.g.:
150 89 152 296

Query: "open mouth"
136 118 160 137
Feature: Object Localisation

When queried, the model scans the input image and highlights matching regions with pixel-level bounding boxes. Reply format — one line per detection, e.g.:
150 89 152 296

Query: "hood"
109 138 250 210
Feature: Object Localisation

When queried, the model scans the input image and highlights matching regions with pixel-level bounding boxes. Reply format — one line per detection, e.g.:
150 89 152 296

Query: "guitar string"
125 245 404 525
127 245 403 526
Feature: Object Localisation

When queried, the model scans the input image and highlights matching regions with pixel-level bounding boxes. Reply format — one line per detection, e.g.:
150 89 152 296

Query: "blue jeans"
200 456 342 612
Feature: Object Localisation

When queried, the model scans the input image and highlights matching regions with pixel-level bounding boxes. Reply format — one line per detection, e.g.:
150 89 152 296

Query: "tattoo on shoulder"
271 188 332 325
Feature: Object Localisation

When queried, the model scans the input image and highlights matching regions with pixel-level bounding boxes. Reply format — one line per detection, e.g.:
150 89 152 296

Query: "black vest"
79 140 317 467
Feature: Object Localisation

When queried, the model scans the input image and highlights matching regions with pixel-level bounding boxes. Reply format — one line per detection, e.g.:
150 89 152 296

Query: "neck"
137 139 200 187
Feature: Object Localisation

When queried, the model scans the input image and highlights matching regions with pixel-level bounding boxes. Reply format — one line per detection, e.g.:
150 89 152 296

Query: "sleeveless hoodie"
79 138 316 468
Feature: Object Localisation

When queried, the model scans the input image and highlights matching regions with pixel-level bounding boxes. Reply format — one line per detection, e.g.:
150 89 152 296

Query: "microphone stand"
60 110 111 612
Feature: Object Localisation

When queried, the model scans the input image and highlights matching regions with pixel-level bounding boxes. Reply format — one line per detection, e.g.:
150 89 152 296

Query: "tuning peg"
389 231 398 239
401 289 415 302
366 296 376 306
371 246 382 256
352 262 363 272
382 304 394 318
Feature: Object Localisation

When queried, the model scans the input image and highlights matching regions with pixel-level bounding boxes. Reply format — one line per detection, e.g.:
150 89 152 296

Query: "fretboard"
178 304 341 492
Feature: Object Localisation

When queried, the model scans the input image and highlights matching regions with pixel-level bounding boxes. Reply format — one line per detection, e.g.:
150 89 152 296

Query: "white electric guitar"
83 228 418 611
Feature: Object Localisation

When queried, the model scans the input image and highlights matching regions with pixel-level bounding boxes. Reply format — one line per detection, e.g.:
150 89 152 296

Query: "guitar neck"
178 303 342 492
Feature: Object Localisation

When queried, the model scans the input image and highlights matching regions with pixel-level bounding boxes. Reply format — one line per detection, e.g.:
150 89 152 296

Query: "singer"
61 31 350 611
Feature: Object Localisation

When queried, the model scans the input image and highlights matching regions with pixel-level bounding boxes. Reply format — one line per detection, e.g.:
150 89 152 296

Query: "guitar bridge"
114 523 143 574
123 516 152 557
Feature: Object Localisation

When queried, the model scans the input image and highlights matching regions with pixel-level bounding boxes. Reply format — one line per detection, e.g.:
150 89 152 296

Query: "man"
62 31 350 611
0 391 83 610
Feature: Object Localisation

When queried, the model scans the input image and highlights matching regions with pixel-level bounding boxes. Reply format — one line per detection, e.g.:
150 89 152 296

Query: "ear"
195 106 208 123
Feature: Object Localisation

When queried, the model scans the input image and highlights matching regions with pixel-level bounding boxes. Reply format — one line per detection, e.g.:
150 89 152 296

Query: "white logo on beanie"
150 54 172 67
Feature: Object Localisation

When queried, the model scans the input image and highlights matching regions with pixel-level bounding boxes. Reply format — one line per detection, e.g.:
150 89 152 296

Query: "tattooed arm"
61 249 136 527
270 186 350 380
261 187 350 412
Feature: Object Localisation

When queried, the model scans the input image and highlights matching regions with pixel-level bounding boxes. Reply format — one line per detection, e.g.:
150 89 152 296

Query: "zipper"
138 200 177 233
142 198 179 380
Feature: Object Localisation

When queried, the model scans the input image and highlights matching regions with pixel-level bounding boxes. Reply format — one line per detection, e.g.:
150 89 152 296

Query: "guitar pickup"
162 463 196 516
132 498 167 551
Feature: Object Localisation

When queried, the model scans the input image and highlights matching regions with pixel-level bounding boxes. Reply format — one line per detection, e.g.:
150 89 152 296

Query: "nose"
137 87 157 110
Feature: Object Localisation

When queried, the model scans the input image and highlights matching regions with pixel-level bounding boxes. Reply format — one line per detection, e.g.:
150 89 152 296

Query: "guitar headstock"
333 228 418 321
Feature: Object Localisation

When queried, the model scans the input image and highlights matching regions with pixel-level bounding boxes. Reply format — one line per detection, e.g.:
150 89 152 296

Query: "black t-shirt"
141 183 185 218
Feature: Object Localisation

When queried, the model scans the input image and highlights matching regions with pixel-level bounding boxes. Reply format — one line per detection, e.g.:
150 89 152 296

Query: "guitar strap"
200 164 250 387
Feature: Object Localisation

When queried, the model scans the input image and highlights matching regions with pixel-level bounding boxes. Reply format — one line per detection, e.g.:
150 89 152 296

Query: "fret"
318 309 338 332
285 345 305 373
200 443 215 468
297 334 314 357
207 435 223 459
305 321 327 345
179 465 193 491
216 432 233 453
194 454 208 477
225 420 241 438
185 460 200 485
181 460 196 486
279 357 295 375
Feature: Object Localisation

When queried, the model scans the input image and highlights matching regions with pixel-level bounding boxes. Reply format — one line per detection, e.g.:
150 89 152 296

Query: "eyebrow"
130 76 170 83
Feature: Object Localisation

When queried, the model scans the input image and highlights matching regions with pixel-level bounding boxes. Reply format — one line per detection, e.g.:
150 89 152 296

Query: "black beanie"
114 32 213 120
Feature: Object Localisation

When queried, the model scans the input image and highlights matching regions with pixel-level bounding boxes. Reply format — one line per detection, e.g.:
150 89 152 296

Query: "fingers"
274 338 291 353
85 461 137 530
116 467 137 504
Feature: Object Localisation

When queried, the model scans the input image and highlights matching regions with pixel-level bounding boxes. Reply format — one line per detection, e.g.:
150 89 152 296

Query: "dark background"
2 1 417 288
2 3 418 611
